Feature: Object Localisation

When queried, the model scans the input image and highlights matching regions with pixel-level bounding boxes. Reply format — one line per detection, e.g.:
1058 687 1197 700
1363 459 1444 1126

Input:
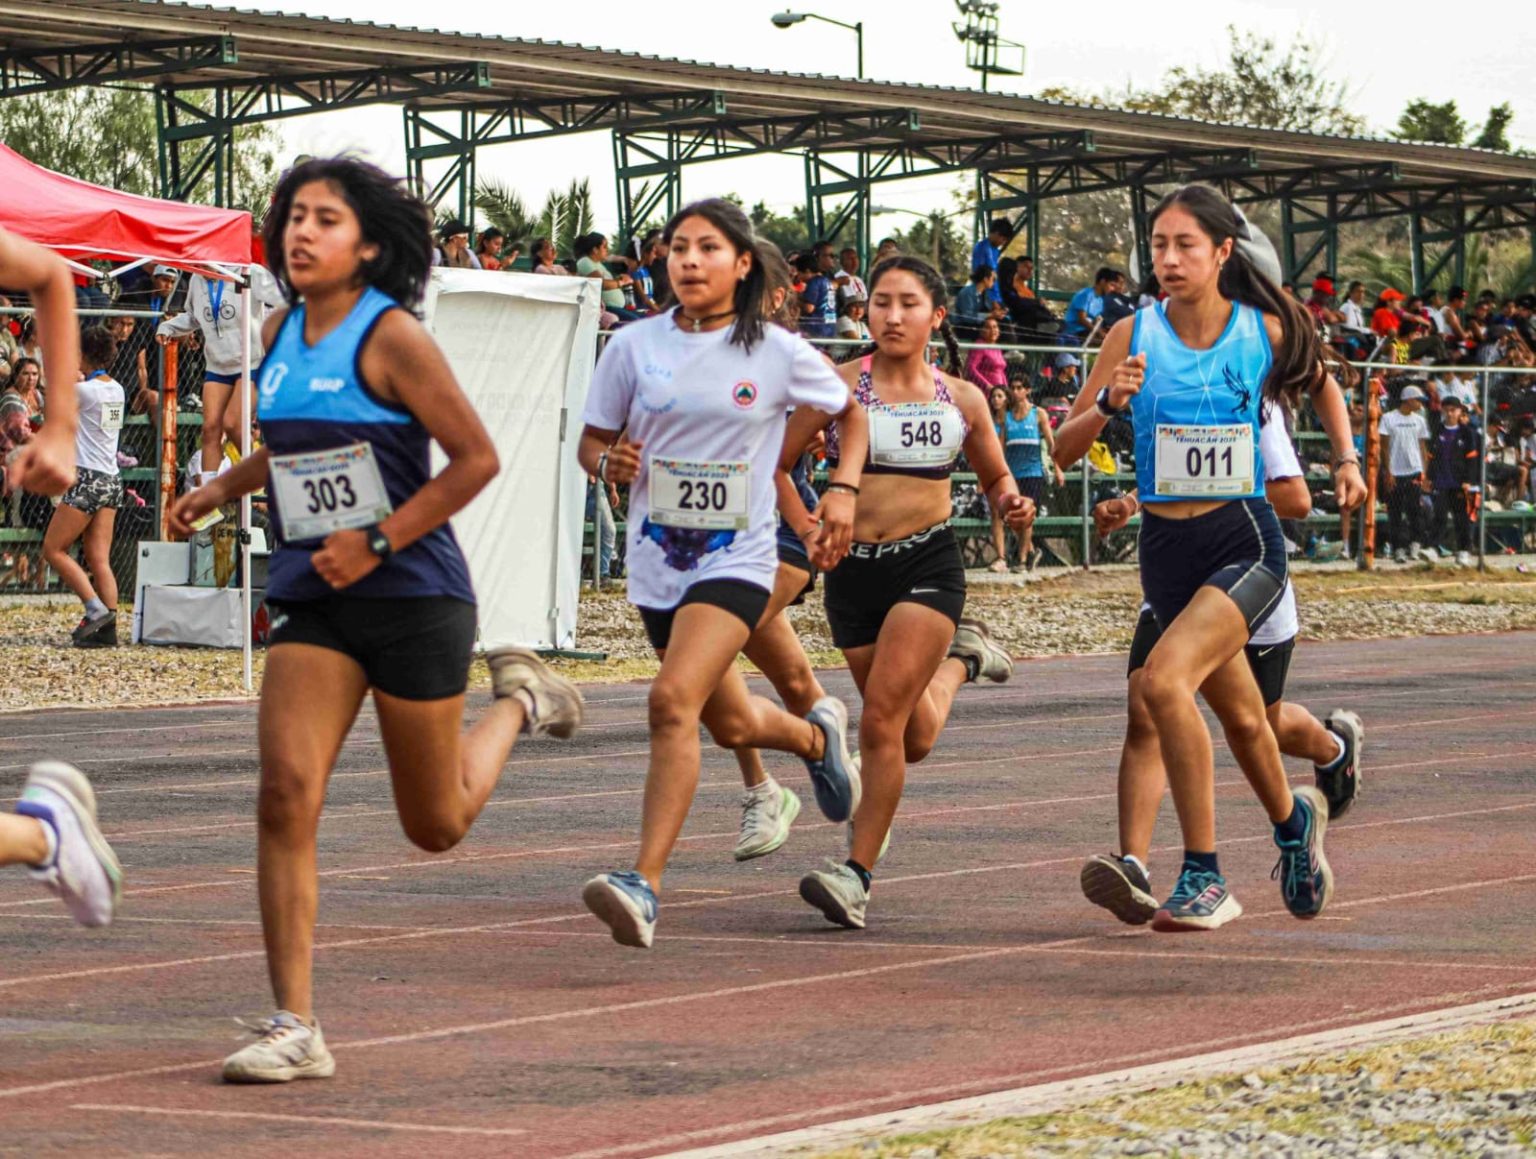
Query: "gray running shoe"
948 618 1013 683
222 1012 335 1083
486 646 584 738
1316 709 1363 820
733 781 801 861
798 860 868 929
1080 853 1157 925
803 696 861 822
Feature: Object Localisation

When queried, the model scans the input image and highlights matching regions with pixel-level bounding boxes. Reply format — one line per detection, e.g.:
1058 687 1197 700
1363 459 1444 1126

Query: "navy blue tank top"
256 286 475 604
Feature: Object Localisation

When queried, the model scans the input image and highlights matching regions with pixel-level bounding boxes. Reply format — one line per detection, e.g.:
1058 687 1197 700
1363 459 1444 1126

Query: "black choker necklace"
675 306 736 333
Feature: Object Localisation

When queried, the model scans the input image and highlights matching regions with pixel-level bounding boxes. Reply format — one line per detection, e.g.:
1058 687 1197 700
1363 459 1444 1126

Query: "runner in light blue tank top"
168 157 585 1085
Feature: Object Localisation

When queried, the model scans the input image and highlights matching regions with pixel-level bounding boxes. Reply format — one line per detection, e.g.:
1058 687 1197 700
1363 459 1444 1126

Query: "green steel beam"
0 34 236 96
805 152 870 261
158 62 489 205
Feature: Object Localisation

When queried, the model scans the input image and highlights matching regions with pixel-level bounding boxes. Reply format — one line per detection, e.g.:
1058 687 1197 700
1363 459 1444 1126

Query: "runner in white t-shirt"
577 199 869 950
1079 404 1364 925
43 325 126 650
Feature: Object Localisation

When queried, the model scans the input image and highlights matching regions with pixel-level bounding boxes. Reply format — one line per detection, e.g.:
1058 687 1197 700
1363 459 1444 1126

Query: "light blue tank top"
1129 300 1271 503
1002 407 1043 478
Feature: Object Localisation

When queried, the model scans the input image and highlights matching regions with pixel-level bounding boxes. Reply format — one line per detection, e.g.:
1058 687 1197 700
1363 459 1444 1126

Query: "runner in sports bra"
1051 184 1366 934
778 255 1034 931
170 157 584 1083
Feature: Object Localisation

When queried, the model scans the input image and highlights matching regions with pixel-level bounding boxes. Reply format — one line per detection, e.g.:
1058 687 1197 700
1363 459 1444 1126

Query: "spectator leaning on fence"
1379 382 1431 562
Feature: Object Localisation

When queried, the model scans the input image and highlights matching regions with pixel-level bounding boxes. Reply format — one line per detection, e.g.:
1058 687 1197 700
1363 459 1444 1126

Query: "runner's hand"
1093 495 1136 536
1333 461 1366 511
168 484 221 537
604 433 642 485
1108 353 1145 410
998 491 1035 532
805 490 854 570
312 528 382 590
6 426 75 496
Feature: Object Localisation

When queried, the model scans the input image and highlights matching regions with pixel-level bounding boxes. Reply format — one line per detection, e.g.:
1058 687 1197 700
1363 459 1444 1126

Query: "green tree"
536 178 595 260
748 201 812 256
0 88 277 214
1394 98 1467 145
1472 102 1514 151
474 180 538 241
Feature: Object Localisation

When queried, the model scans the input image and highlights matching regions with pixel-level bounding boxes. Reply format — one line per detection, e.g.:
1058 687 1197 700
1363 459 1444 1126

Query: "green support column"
804 152 870 264
1129 184 1152 285
157 84 235 205
613 131 681 247
975 166 1035 282
403 107 477 227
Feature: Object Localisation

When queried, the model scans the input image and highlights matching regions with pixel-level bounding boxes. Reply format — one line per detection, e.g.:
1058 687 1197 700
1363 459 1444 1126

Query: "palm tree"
536 178 596 261
475 180 537 242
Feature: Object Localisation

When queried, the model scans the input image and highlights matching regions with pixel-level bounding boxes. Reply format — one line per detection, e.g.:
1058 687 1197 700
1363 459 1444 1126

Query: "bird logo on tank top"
1222 363 1253 418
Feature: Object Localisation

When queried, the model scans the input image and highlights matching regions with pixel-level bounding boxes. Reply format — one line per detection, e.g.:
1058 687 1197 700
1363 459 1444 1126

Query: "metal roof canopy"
1 0 1532 284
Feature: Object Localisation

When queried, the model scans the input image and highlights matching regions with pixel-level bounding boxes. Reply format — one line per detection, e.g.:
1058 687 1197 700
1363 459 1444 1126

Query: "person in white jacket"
156 266 283 485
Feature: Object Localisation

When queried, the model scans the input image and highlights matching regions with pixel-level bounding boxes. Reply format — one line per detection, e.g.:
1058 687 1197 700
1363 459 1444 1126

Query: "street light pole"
770 11 865 79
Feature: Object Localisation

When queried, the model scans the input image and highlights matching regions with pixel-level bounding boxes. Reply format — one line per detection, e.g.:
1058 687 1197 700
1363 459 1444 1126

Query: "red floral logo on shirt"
732 381 759 409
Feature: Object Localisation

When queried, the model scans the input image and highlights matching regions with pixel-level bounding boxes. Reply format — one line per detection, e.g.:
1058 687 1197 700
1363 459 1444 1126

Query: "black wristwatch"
1094 385 1122 418
364 524 393 561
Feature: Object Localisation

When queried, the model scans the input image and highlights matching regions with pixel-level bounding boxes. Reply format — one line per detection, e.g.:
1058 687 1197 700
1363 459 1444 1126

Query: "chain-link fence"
0 307 212 598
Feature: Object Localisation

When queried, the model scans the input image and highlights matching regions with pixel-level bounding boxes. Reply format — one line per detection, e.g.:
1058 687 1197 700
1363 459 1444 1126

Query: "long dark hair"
1148 184 1338 407
756 239 800 332
861 256 963 375
264 157 433 310
661 198 767 352
79 326 118 373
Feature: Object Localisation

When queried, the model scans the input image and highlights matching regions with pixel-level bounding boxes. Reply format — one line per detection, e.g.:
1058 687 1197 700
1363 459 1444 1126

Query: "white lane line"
70 1104 526 1137
647 987 1536 1159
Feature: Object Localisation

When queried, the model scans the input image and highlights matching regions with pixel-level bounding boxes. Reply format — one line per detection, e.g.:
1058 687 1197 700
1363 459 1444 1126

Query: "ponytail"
661 198 767 353
937 318 964 377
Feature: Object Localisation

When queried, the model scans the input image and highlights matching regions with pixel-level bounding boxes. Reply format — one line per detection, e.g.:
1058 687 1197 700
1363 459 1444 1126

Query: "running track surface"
2 633 1533 1157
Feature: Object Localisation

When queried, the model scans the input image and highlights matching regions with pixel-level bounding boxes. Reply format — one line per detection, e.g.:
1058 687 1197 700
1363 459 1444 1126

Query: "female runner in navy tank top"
171 158 585 1083
778 257 1035 931
1052 185 1366 932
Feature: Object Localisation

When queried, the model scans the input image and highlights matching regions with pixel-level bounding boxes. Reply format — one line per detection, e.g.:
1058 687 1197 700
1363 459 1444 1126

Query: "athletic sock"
844 859 872 891
957 655 980 683
746 777 777 799
1182 850 1219 876
1317 729 1348 771
83 597 108 620
26 813 59 869
1274 801 1308 844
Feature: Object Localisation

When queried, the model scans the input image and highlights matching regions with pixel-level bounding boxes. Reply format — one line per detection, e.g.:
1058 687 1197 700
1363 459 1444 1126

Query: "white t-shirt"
1250 407 1301 647
1338 300 1368 333
75 372 125 476
1378 409 1430 477
582 315 849 610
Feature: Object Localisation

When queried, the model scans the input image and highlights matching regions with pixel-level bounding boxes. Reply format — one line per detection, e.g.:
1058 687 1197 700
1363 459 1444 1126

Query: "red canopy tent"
0 142 253 274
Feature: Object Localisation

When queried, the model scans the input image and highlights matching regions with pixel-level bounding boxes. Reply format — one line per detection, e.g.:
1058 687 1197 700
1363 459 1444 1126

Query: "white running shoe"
486 646 584 738
733 781 801 861
16 761 122 927
798 860 869 929
222 1012 336 1083
582 871 658 949
948 618 1013 683
1455 550 1473 568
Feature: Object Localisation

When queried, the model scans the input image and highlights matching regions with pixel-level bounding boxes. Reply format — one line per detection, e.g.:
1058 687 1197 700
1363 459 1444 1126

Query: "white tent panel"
426 269 601 651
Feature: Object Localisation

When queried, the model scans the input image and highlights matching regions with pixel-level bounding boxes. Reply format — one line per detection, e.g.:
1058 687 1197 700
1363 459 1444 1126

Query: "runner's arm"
1051 317 1135 469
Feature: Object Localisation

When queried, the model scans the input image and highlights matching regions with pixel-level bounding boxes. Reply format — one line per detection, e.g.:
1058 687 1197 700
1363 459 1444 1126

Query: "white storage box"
139 585 247 649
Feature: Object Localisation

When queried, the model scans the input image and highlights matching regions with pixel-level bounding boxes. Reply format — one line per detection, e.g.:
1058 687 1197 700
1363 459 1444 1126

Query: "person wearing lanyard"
576 199 868 950
170 157 586 1084
0 224 125 933
43 327 126 649
1052 185 1366 932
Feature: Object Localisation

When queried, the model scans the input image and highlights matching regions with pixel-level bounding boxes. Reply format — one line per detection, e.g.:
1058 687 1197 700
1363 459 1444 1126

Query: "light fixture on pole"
952 0 1025 92
770 10 864 79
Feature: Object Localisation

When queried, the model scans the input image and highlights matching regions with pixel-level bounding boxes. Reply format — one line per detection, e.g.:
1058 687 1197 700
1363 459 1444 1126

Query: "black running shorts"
1126 605 1295 707
267 594 477 701
1137 497 1287 635
637 579 771 652
823 522 966 650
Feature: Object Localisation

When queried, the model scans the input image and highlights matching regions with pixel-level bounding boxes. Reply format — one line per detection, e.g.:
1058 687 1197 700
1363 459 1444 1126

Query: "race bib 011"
869 403 965 468
270 442 394 542
1154 423 1255 497
649 457 750 531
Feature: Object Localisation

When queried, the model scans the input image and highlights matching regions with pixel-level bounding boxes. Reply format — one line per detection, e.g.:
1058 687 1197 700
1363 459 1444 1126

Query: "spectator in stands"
9 357 42 426
1371 287 1405 336
586 470 618 587
104 314 152 423
1517 415 1536 503
435 220 480 269
575 233 639 322
1002 258 1059 338
965 316 1008 392
1098 276 1138 331
15 315 45 385
42 326 124 648
953 267 1000 331
475 228 506 270
1338 281 1369 333
874 237 900 265
1062 267 1122 344
1484 413 1525 506
834 246 868 310
619 233 663 314
1380 382 1431 561
1425 394 1480 565
835 294 869 341
1133 272 1162 309
971 218 1012 307
1306 276 1343 328
1514 295 1536 347
1050 351 1082 399
530 237 563 275
794 250 836 339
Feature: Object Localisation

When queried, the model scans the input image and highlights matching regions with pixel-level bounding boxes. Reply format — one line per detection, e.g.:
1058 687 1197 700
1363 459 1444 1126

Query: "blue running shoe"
803 696 861 822
1151 865 1243 932
582 870 658 948
1273 785 1334 919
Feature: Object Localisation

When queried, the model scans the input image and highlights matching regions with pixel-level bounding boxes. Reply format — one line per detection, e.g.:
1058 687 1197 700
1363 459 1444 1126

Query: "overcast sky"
264 0 1535 232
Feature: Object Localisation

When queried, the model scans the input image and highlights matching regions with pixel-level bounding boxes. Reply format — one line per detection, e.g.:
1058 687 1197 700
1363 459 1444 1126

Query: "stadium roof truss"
1 0 1532 284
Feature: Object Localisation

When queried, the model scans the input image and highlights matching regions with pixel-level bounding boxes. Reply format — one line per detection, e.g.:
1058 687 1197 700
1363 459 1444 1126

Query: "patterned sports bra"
825 355 970 481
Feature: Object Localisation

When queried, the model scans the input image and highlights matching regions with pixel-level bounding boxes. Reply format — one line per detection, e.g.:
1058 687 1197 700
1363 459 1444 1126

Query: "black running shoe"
71 611 117 648
1315 709 1362 820
1081 853 1157 925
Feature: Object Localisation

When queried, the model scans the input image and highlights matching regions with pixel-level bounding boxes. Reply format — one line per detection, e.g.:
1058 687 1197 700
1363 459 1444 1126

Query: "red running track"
0 632 1532 1157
